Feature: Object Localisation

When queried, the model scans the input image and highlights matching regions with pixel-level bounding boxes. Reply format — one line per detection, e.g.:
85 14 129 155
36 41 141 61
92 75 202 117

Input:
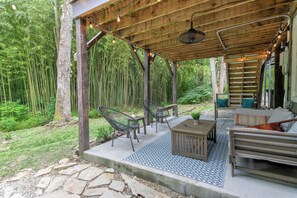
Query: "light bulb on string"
112 38 116 44
12 4 16 10
90 22 93 28
133 48 137 52
117 10 121 23
277 33 282 39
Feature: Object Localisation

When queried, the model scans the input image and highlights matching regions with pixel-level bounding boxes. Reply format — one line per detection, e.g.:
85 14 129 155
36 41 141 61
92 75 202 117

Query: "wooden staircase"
225 53 266 107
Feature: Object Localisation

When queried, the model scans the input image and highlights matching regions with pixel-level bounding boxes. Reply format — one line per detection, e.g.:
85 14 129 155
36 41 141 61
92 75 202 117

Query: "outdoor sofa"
228 102 297 184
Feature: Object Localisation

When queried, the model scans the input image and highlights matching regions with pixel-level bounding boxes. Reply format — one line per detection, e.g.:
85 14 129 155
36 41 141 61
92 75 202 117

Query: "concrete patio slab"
84 116 297 198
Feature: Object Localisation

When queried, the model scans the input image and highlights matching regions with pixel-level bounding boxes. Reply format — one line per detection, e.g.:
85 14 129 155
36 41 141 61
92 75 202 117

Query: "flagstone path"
0 158 188 198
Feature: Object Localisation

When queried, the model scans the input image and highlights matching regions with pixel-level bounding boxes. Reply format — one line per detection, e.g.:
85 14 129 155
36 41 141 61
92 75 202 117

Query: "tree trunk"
54 0 72 121
210 58 218 101
218 57 226 94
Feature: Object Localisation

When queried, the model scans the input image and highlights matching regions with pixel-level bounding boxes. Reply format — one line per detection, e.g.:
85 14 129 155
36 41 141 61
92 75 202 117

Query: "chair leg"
129 132 135 152
156 119 158 133
165 117 171 131
111 130 115 147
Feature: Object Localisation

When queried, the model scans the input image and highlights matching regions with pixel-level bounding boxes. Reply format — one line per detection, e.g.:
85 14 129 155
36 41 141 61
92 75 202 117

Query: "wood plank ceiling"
83 0 297 61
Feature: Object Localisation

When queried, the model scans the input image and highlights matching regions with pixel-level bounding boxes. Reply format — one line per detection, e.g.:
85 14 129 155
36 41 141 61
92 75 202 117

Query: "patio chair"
143 100 171 133
98 106 139 151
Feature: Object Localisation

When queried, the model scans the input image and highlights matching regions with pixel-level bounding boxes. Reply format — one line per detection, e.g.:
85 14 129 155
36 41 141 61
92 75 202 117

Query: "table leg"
214 123 217 143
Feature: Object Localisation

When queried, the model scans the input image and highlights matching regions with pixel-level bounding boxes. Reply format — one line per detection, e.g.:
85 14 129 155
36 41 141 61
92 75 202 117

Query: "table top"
172 119 216 135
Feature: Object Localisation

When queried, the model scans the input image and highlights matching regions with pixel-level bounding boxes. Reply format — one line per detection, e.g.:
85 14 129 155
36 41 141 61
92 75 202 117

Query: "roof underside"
75 0 297 61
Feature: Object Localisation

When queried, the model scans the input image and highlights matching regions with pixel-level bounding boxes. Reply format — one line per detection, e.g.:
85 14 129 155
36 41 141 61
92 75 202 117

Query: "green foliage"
0 101 28 121
89 109 101 119
47 97 56 119
96 125 113 141
4 133 12 141
0 117 17 131
178 85 212 104
191 111 201 120
17 115 49 130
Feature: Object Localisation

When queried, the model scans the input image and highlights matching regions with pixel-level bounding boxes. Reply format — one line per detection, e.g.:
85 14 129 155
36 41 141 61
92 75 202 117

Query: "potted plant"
191 111 201 125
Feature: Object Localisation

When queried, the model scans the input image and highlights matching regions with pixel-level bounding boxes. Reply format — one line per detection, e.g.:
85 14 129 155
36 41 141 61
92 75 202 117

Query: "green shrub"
0 117 17 131
16 115 49 130
0 100 28 121
96 125 113 141
178 85 212 104
89 109 101 119
46 97 56 119
4 133 12 141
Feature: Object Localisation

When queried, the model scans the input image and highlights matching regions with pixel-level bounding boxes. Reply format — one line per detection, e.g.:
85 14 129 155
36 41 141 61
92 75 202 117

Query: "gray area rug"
124 132 229 187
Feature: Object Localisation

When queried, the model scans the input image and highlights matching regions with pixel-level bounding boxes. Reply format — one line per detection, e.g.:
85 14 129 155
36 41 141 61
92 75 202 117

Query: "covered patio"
72 0 297 197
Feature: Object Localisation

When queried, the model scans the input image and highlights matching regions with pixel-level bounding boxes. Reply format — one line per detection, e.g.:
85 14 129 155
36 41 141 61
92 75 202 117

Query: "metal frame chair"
98 106 139 151
143 100 171 133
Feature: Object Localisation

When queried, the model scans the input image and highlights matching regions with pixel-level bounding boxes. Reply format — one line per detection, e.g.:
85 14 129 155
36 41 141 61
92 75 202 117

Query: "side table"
128 116 147 139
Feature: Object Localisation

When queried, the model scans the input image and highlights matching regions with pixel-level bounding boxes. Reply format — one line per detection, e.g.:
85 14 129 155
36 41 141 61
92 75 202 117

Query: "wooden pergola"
72 0 297 154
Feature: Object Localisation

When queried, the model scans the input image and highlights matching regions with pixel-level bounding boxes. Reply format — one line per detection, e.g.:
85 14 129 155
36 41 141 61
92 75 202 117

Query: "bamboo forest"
0 0 215 132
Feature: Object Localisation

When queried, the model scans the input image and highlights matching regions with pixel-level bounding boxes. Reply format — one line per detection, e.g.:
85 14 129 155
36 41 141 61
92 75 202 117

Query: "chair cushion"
268 107 294 132
288 120 297 133
286 100 297 115
217 98 228 107
242 99 255 108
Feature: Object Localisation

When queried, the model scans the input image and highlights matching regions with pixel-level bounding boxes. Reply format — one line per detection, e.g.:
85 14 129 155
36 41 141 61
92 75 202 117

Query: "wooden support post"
172 62 178 116
274 47 284 108
257 61 265 108
144 49 151 125
76 18 89 155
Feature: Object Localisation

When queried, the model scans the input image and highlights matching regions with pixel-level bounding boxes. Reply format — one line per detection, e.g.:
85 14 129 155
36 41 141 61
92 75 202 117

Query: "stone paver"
122 174 169 198
109 180 125 192
100 190 126 198
83 187 107 196
34 167 52 178
59 158 70 164
38 189 80 198
77 167 103 181
36 177 52 189
105 168 115 173
105 173 115 180
3 186 14 198
63 177 87 195
59 164 90 176
45 176 67 193
88 173 111 188
54 162 77 170
7 171 30 182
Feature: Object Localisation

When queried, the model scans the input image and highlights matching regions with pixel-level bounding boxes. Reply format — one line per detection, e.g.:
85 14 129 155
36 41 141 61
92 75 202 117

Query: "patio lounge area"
84 115 297 198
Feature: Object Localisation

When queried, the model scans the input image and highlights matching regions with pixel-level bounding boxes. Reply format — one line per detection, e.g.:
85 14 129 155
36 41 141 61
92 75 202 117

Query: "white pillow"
288 121 297 133
268 107 294 123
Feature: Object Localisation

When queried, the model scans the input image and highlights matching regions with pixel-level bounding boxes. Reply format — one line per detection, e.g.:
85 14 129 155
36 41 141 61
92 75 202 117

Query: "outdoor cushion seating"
229 104 297 183
214 93 256 120
143 100 171 133
98 106 139 151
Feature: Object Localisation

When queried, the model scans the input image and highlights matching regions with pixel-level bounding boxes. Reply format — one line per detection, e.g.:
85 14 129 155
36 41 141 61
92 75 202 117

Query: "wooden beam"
144 49 151 124
128 44 144 71
76 17 89 155
172 62 178 114
87 31 106 50
115 0 291 42
165 60 173 76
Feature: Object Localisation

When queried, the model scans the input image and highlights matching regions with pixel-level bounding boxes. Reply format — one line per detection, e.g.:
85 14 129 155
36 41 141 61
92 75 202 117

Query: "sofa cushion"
242 99 255 108
235 108 272 126
285 100 297 115
217 98 228 107
268 107 294 123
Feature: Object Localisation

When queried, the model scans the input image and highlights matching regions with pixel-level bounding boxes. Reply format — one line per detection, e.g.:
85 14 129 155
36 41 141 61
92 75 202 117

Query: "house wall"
290 13 297 99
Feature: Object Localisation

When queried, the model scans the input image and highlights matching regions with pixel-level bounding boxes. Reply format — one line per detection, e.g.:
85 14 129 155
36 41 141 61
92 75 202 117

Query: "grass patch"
0 118 109 179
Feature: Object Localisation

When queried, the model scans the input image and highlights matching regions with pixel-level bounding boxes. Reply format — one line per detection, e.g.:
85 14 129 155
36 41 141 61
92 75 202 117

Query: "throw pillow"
217 98 228 107
288 121 297 133
242 99 255 108
268 107 294 123
286 101 297 115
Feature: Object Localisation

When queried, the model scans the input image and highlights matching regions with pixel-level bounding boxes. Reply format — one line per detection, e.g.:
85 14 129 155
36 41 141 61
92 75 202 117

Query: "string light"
267 50 271 55
112 38 116 44
11 4 16 10
240 54 243 61
273 43 277 47
117 11 121 23
133 48 137 52
157 0 162 2
89 22 93 28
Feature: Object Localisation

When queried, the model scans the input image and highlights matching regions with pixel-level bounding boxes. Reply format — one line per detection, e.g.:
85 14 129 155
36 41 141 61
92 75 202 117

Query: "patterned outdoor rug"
124 132 229 187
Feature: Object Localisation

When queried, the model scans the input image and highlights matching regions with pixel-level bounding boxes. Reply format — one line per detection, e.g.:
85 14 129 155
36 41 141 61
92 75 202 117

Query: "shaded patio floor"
84 115 297 198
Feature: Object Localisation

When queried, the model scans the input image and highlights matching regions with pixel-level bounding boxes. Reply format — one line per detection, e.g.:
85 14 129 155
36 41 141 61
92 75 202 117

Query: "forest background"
0 0 219 132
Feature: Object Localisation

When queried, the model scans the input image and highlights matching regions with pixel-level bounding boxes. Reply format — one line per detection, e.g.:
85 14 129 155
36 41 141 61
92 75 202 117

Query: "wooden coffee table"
171 119 216 162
